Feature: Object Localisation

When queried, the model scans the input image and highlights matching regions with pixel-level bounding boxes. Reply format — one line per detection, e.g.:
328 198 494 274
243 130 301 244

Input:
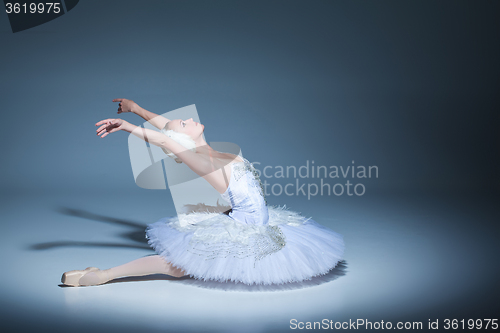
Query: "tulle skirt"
145 206 345 285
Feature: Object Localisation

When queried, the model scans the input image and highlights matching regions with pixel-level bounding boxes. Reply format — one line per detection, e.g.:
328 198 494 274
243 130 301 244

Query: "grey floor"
0 190 498 332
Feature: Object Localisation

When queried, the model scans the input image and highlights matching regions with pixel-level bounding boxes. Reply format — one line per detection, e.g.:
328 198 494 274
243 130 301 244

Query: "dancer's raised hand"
95 118 129 138
113 98 139 114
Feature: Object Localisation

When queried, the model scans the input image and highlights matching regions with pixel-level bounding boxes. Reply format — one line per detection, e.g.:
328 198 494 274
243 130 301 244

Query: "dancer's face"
167 118 204 140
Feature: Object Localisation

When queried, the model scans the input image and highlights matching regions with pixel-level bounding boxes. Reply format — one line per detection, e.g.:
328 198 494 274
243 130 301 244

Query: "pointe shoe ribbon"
61 267 99 287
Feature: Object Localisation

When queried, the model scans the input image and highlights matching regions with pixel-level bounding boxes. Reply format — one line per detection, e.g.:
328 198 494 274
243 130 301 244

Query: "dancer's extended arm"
113 98 169 130
95 118 215 178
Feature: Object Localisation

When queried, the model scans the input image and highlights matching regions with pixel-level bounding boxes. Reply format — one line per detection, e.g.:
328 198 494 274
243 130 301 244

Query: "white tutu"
145 158 345 285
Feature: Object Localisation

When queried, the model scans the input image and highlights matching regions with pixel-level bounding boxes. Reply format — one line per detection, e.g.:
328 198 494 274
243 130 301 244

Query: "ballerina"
61 98 345 287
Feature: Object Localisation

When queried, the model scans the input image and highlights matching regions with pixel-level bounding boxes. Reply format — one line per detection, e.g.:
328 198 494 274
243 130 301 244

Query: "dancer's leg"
78 255 187 286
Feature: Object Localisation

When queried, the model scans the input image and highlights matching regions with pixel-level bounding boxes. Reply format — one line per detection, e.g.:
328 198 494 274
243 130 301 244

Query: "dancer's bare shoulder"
209 152 244 165
223 153 244 165
199 152 244 194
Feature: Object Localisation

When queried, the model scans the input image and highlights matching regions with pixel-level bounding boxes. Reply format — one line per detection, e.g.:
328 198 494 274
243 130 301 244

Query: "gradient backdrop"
0 1 498 332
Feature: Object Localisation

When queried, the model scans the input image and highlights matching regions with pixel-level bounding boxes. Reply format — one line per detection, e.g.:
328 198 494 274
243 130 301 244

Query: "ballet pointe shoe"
61 267 99 287
77 269 110 286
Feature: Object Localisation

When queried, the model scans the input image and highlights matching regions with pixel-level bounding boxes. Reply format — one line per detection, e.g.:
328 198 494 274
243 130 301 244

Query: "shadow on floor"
29 206 164 250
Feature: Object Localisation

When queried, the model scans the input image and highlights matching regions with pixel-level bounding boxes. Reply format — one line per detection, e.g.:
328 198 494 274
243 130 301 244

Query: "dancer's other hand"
113 98 139 114
95 118 130 138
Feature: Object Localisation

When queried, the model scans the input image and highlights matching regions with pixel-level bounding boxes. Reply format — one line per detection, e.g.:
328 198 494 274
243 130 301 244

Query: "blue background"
0 1 499 333
1 0 497 196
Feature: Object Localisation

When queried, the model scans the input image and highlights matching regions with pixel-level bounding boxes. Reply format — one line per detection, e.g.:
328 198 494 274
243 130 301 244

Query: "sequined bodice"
220 158 269 226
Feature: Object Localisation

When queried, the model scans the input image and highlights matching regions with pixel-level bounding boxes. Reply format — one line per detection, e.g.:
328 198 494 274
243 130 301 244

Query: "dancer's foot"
78 269 111 286
61 267 110 287
61 267 98 286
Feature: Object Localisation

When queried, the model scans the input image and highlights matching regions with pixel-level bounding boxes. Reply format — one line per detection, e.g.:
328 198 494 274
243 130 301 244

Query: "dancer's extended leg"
77 255 187 286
